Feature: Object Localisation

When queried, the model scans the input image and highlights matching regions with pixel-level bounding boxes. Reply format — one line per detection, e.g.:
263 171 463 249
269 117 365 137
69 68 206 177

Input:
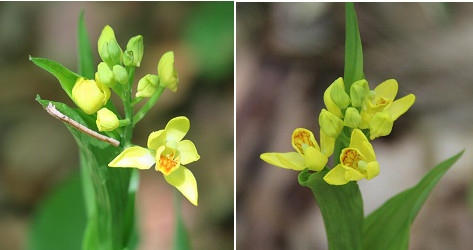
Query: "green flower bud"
126 35 144 67
97 62 115 87
98 25 122 67
136 74 159 98
113 65 128 85
319 109 344 138
350 79 368 108
96 108 119 132
344 107 361 128
72 78 110 115
369 111 394 140
122 50 134 67
158 51 178 92
330 77 351 110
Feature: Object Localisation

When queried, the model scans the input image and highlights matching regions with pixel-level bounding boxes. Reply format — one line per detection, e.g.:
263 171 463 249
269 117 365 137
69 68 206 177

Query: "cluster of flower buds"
70 25 180 132
261 77 415 186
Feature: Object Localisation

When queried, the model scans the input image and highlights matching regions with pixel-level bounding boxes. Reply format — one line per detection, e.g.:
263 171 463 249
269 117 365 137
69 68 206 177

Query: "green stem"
133 86 165 126
122 66 136 146
131 97 143 106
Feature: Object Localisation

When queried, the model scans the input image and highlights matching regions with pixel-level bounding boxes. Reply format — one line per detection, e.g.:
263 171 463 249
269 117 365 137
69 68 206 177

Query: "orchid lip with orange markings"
108 116 200 206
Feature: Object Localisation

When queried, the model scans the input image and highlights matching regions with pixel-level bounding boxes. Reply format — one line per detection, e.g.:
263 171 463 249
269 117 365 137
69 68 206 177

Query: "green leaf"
36 96 137 250
344 2 364 91
29 173 86 250
30 57 82 99
78 10 95 79
363 150 464 250
299 169 363 250
173 191 191 250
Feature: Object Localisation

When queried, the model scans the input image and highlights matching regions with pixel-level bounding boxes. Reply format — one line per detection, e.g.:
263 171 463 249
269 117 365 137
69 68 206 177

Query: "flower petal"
303 146 327 171
387 94 415 121
147 129 166 150
165 116 190 142
344 167 365 181
324 84 343 118
374 79 398 101
177 140 200 165
292 128 319 154
164 166 198 206
366 161 380 180
323 164 349 185
320 130 335 157
108 146 155 169
260 152 306 171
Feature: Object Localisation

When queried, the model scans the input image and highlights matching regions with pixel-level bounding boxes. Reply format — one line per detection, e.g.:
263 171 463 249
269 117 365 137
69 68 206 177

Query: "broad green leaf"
299 169 363 250
30 57 82 99
36 96 137 250
173 191 191 250
344 2 364 91
29 173 86 250
78 10 95 79
363 150 464 250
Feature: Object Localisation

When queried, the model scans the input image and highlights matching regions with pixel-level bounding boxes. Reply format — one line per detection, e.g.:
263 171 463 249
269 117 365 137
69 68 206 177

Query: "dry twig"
44 102 120 147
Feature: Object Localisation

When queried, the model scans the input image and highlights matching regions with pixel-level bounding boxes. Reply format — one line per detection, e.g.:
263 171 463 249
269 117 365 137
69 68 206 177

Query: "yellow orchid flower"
359 79 415 139
108 116 200 206
72 77 110 115
324 129 380 185
260 128 334 172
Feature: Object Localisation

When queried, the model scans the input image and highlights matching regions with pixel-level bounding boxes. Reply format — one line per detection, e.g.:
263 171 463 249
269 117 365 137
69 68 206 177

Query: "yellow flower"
359 79 415 139
72 78 110 115
96 108 119 132
136 74 159 98
260 128 334 172
319 109 344 138
324 129 380 185
158 51 178 92
108 116 200 206
97 25 122 67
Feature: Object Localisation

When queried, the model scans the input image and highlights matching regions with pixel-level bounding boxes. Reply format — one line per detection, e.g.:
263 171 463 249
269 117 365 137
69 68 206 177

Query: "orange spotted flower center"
158 151 179 175
340 148 364 170
293 130 315 153
375 97 391 106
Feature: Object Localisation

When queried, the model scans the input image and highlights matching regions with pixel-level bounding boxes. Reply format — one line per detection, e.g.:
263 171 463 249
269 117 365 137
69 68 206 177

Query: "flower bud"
122 50 134 67
98 25 122 67
350 79 368 108
96 108 119 132
126 35 144 67
158 51 178 92
136 74 159 98
97 62 115 87
113 65 128 85
330 77 350 110
344 107 361 128
72 78 110 115
369 111 393 140
319 109 344 138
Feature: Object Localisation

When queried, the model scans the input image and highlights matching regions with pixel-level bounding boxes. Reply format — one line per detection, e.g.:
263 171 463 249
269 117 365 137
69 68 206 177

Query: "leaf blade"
78 10 95 79
363 150 464 250
344 2 364 91
31 57 81 99
299 169 363 250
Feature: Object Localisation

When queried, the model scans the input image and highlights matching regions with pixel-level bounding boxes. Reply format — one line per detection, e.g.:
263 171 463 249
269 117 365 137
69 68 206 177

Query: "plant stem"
122 66 136 146
133 86 165 126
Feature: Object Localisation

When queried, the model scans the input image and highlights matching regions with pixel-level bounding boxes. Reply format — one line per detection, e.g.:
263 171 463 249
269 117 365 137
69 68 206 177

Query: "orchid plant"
32 12 196 250
260 3 463 250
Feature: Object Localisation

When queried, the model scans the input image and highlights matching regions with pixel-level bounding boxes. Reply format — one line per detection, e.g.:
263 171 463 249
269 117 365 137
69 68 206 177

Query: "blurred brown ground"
236 2 473 250
0 2 234 250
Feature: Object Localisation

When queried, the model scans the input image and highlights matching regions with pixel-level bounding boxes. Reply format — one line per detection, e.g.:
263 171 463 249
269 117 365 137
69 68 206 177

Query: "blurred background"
0 2 233 250
237 2 473 250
